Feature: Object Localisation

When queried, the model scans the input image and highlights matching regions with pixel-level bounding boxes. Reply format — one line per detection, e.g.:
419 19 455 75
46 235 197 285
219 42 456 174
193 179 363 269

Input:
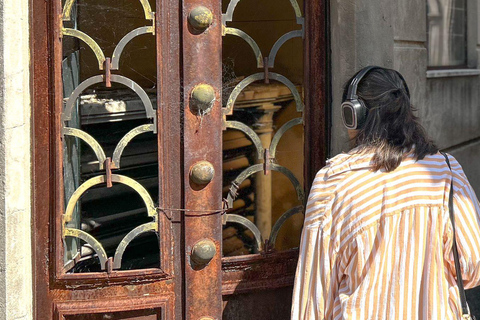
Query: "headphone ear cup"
341 99 368 129
356 99 368 128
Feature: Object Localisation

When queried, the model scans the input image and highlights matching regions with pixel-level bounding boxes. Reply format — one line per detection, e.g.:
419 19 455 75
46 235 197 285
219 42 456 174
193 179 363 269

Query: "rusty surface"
304 0 329 188
221 250 298 295
54 295 173 319
31 0 52 318
105 57 112 87
222 286 294 320
105 157 113 188
106 257 114 274
56 269 170 288
263 57 270 84
182 0 223 318
53 0 67 297
156 0 183 317
263 149 270 175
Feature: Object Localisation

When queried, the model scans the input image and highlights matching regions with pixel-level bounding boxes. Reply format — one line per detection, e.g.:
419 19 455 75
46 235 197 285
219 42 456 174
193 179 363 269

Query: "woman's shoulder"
416 152 464 173
317 149 375 181
434 152 471 188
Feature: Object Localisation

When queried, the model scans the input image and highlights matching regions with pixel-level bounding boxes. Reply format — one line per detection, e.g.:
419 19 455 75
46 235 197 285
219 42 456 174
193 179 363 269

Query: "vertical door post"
304 0 329 189
182 0 223 319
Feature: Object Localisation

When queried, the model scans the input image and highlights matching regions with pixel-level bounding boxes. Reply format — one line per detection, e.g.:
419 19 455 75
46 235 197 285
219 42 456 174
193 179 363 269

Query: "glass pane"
221 0 305 256
427 0 467 67
61 0 159 272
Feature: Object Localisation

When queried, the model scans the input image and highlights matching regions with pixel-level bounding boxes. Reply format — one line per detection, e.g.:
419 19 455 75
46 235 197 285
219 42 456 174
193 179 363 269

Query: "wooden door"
31 0 327 319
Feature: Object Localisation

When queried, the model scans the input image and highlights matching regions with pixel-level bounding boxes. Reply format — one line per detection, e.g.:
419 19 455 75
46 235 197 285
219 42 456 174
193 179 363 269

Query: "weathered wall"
330 0 480 194
0 0 33 318
330 0 395 154
0 0 5 316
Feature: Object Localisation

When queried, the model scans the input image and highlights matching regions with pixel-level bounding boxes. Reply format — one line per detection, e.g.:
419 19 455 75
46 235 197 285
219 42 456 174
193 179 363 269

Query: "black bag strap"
441 151 471 318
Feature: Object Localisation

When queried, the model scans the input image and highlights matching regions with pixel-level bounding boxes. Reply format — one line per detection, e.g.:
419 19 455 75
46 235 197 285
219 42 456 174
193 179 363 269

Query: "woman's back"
292 151 480 319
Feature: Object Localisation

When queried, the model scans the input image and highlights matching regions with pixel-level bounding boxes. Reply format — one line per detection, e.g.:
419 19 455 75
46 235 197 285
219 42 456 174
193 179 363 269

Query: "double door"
32 0 327 318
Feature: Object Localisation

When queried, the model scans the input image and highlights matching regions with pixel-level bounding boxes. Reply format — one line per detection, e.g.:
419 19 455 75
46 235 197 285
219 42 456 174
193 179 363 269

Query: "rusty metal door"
31 0 327 318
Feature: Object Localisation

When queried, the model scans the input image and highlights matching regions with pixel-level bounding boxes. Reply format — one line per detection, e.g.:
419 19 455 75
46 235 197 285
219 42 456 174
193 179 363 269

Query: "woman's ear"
348 129 359 149
348 129 359 140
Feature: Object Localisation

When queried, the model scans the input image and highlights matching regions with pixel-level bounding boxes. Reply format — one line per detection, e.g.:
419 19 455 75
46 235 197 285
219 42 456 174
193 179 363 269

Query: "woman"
291 66 480 319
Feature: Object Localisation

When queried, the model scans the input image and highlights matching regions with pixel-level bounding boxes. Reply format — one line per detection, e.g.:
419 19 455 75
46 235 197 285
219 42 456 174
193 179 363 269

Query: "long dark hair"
343 67 438 172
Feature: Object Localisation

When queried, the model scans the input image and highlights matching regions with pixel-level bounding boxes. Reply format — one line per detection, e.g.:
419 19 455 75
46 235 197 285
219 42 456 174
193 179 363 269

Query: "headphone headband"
346 66 381 100
346 66 411 101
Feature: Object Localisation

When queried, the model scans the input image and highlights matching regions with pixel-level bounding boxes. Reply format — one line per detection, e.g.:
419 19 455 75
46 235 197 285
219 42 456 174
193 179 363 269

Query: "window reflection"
221 0 305 256
427 0 467 67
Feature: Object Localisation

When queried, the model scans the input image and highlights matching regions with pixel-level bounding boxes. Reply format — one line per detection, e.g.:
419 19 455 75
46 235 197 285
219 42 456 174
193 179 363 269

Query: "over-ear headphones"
341 66 411 130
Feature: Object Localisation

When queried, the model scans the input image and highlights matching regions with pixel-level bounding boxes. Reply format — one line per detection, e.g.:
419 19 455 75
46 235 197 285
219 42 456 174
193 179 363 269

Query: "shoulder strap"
441 151 470 318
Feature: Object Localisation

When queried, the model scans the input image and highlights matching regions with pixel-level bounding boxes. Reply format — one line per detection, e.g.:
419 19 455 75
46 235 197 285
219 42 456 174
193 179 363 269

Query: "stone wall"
0 0 33 318
330 0 480 194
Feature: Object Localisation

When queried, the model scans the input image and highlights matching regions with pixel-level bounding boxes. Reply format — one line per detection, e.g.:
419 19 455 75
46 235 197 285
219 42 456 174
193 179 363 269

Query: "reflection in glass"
427 0 467 66
221 0 305 256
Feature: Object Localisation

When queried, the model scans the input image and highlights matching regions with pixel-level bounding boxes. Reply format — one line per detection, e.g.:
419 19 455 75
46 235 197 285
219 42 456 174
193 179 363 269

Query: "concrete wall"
0 0 33 318
330 0 480 194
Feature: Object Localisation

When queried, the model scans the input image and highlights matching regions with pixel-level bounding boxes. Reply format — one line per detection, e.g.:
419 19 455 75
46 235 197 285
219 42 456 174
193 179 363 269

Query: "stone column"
252 103 281 241
0 0 33 318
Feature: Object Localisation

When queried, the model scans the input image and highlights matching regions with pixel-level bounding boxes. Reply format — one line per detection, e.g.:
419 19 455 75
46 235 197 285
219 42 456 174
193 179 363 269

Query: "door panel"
33 0 181 318
54 296 172 319
220 0 305 256
222 287 294 320
219 0 306 317
58 0 167 275
64 311 159 320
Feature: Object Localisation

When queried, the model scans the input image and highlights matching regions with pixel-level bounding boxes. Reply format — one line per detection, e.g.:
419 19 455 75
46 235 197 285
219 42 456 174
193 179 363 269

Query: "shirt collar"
324 146 417 179
325 149 375 179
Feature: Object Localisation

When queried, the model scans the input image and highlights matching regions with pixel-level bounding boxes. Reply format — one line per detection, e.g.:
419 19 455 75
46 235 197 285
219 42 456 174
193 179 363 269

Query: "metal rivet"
190 84 216 115
191 239 216 266
190 161 215 185
188 6 213 30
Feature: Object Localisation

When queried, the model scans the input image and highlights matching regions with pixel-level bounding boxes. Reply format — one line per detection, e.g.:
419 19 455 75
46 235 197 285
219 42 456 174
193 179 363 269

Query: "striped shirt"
291 150 480 320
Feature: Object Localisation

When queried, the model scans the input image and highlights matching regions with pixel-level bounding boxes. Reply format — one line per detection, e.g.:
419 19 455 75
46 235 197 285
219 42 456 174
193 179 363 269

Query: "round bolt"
188 6 214 30
191 239 216 266
190 84 216 115
190 161 215 185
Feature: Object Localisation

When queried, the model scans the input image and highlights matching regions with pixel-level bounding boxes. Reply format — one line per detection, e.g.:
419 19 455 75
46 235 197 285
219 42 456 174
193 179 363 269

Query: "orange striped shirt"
291 150 480 319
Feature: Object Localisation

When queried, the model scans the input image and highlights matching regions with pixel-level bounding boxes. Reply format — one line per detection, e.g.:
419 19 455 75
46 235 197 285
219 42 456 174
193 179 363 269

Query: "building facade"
0 0 478 318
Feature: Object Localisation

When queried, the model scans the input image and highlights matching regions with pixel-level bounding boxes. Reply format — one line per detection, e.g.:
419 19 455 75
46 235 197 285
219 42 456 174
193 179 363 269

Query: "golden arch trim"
63 174 156 225
62 0 154 21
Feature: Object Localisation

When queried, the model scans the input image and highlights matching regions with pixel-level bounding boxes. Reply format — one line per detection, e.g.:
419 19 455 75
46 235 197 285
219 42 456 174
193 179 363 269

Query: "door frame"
32 0 182 318
30 0 329 318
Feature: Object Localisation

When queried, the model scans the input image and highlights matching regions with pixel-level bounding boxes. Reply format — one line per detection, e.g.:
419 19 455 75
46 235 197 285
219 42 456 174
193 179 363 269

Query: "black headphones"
341 66 410 130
